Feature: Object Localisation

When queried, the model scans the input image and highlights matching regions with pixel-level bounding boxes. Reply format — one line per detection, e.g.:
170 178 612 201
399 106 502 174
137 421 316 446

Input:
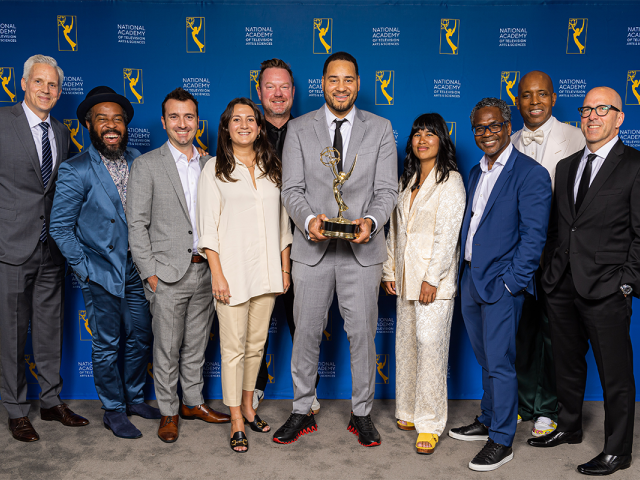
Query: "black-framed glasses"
577 104 621 118
472 121 508 136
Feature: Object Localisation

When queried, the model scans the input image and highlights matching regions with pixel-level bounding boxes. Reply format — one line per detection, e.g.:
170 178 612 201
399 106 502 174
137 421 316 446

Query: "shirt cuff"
364 215 377 238
305 214 316 240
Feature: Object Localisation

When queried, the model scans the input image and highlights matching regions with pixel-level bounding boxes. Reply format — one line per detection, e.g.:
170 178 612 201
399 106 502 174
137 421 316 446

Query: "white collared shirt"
167 141 201 251
521 115 555 163
22 102 58 169
464 143 513 261
573 135 619 202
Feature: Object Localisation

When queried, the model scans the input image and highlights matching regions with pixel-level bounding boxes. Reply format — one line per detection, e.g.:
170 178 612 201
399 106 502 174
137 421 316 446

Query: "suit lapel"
477 147 517 228
89 145 127 223
46 120 65 194
566 150 583 218
345 107 365 171
461 166 481 249
313 107 332 150
159 143 190 219
541 118 566 168
12 103 44 189
408 168 437 228
575 140 624 219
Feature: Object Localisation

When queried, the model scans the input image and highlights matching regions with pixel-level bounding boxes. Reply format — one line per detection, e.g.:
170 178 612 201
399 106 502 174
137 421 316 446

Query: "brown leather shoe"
41 403 89 426
180 403 230 423
158 415 179 443
9 417 39 442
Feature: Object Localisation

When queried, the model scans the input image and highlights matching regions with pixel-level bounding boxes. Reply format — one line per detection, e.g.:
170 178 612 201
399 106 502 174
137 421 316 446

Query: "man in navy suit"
448 98 552 471
50 86 161 439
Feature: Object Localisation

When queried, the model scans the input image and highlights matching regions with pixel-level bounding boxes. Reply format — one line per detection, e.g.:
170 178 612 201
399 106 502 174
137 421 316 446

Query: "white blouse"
197 156 292 306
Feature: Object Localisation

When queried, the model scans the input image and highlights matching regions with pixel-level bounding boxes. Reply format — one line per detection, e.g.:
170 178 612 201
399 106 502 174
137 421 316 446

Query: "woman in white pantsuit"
382 113 466 455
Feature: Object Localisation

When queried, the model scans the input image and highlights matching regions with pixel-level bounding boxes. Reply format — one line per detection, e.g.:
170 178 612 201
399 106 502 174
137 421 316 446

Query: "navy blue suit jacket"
50 144 141 298
459 146 552 303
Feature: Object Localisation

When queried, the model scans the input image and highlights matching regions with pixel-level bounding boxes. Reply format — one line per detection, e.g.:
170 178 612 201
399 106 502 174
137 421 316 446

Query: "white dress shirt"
573 135 618 202
521 115 555 163
167 141 201 251
464 143 513 261
22 101 58 168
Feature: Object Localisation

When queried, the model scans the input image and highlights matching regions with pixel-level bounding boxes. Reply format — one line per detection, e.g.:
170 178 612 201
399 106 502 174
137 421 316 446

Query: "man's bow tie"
522 129 544 146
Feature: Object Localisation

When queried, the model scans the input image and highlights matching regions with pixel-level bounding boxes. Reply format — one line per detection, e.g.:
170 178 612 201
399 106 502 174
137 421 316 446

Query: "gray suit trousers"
147 262 214 416
0 241 65 418
291 240 382 416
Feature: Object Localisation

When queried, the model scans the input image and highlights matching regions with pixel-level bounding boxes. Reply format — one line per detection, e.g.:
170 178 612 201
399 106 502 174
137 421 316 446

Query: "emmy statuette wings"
319 147 359 240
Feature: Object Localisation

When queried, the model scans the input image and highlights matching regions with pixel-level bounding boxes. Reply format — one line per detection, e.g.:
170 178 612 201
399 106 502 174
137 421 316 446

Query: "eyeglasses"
472 121 508 136
577 104 621 118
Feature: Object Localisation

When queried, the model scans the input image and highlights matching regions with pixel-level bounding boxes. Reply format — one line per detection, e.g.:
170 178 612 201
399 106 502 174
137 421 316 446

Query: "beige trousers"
216 293 276 407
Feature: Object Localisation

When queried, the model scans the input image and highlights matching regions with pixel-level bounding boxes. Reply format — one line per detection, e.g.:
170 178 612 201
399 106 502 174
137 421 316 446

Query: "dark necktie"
274 129 283 160
575 153 597 212
39 122 53 241
333 119 346 172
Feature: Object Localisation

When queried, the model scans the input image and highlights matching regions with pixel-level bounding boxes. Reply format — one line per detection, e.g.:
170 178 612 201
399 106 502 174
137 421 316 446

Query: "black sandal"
230 431 248 453
244 413 270 433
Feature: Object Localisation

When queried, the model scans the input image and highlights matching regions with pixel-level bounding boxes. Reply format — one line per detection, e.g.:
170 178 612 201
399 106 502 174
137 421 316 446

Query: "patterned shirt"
100 153 129 211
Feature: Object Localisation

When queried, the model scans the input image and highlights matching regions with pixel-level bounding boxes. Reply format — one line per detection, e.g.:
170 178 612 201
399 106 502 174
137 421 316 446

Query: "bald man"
531 87 638 476
512 71 585 439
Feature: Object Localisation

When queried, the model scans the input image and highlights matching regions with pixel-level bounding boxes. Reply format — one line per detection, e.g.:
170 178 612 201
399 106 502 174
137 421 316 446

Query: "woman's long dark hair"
399 113 458 191
215 97 282 187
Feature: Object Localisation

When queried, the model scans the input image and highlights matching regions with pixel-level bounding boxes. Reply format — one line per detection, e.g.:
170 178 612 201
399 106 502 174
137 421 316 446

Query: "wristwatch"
620 284 633 296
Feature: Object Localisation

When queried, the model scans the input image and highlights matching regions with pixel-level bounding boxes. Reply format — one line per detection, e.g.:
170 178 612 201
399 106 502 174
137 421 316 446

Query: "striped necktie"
39 122 53 241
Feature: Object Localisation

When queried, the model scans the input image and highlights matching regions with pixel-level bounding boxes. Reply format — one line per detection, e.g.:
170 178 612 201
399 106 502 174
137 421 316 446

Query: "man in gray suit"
274 52 397 447
0 54 89 442
127 87 229 443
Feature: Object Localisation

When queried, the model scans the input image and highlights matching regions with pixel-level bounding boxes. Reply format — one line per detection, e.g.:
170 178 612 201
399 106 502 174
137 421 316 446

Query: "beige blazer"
382 169 466 301
511 116 585 189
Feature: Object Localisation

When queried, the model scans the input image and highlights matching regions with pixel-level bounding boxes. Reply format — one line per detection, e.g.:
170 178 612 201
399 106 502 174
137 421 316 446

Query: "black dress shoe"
577 452 632 476
527 429 582 448
469 438 513 471
347 412 381 447
272 413 317 444
448 416 489 442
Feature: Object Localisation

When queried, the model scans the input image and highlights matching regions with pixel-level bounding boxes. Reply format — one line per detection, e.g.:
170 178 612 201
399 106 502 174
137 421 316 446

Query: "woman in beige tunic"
382 113 465 455
197 98 292 452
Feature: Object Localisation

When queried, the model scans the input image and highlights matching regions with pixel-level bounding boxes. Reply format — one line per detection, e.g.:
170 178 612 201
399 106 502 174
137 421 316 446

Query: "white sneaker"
532 416 557 437
252 389 264 410
311 390 320 414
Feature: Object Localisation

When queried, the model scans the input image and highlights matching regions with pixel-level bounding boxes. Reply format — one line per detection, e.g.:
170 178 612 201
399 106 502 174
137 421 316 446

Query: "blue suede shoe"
103 411 142 439
127 402 162 420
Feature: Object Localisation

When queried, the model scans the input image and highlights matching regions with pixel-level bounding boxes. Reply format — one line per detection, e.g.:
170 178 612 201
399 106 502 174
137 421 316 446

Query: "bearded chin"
325 91 358 113
89 125 129 160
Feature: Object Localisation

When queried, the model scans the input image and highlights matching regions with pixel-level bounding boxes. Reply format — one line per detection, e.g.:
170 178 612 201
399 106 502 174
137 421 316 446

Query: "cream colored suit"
382 168 465 435
511 117 585 188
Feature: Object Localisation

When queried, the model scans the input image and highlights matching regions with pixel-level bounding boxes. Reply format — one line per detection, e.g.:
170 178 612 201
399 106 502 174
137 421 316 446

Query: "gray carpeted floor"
0 398 638 479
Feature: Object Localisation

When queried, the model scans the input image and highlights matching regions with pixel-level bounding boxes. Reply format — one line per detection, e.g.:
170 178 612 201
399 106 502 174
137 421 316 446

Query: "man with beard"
50 86 160 439
252 58 320 414
274 52 397 446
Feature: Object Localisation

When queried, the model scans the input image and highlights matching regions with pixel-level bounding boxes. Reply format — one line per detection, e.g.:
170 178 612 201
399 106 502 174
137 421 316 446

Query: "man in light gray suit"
127 88 229 443
274 52 397 447
0 54 89 442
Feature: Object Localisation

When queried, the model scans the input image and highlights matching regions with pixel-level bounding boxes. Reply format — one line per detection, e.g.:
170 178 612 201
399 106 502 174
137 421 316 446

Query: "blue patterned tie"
39 122 53 241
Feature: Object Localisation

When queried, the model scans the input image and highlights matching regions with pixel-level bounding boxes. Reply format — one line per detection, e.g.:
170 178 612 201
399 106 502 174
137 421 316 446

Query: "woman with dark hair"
382 113 465 455
197 98 292 453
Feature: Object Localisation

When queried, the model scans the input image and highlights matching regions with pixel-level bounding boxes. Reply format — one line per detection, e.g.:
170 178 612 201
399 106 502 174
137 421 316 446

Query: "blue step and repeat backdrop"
2 0 640 402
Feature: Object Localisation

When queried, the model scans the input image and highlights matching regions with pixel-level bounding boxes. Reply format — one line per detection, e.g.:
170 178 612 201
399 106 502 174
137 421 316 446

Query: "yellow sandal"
416 433 438 455
397 419 415 431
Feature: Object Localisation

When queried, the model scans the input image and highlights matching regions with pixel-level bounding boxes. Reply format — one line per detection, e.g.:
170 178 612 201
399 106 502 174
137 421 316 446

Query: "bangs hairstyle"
399 113 458 191
215 97 282 187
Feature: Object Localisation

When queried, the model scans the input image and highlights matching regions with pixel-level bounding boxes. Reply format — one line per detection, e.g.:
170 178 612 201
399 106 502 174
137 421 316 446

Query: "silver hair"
23 54 64 86
469 97 511 125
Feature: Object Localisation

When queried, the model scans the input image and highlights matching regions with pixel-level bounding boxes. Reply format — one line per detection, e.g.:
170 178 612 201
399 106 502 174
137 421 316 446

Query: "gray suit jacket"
281 106 398 267
0 102 69 265
127 142 211 283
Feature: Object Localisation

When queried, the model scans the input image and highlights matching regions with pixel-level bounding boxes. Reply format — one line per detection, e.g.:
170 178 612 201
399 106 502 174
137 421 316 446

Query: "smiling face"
515 71 557 131
228 103 259 149
580 87 624 152
321 59 360 118
473 106 512 162
412 129 440 163
21 63 62 121
258 67 294 121
87 102 129 160
161 98 199 156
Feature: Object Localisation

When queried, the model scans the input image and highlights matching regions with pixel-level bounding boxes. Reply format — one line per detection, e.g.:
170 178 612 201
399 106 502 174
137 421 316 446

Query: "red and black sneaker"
272 413 317 444
347 412 381 447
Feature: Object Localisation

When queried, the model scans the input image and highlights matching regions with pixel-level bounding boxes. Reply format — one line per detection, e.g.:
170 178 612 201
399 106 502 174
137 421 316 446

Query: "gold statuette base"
321 217 357 240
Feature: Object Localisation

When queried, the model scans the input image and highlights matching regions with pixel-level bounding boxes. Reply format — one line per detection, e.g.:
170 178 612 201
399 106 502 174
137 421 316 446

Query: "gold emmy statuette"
319 147 359 240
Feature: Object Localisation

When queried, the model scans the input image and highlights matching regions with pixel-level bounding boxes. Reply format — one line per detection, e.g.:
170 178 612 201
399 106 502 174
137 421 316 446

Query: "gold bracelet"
282 269 290 275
